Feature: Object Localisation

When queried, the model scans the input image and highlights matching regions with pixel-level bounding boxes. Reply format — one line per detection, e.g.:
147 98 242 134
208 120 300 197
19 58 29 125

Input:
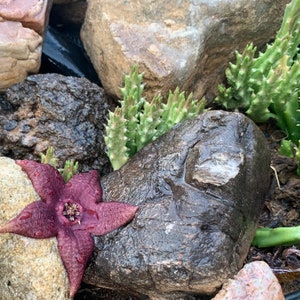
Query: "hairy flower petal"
0 201 58 238
62 170 102 209
73 202 138 235
16 160 65 206
1 160 138 298
57 227 94 298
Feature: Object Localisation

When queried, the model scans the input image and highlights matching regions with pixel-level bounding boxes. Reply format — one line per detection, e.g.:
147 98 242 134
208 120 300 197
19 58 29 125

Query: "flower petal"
62 170 102 209
76 202 138 235
16 160 65 205
57 227 94 298
0 201 58 238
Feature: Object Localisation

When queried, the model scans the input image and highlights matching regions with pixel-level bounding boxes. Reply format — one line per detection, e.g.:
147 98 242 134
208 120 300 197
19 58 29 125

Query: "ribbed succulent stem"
104 108 129 171
215 0 300 176
136 95 163 152
104 67 206 170
59 160 79 182
40 147 78 182
119 66 146 157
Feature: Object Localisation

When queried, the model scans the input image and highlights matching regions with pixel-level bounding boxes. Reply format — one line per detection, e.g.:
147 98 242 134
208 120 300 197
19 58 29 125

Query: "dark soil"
246 122 300 295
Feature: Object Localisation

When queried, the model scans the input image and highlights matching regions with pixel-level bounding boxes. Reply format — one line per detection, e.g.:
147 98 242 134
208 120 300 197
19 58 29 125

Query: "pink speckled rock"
0 0 52 34
212 261 285 300
0 0 52 91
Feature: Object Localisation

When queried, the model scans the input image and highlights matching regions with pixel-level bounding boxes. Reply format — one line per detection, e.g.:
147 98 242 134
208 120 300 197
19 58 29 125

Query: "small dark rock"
0 94 13 112
0 74 110 175
4 120 17 131
84 110 271 299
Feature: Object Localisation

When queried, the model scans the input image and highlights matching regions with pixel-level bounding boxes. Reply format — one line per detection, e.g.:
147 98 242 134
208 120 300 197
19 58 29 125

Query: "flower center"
62 202 81 223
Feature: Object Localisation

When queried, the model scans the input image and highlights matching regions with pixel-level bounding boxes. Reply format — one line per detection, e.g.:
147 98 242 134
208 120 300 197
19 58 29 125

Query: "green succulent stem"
279 139 300 176
252 226 300 248
214 0 300 248
40 147 78 182
104 66 206 170
40 146 58 169
104 108 129 171
215 0 300 176
59 160 79 183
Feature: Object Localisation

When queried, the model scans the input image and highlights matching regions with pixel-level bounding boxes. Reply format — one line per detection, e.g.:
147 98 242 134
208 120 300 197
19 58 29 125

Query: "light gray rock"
0 157 69 300
0 73 110 176
84 110 271 299
81 0 289 102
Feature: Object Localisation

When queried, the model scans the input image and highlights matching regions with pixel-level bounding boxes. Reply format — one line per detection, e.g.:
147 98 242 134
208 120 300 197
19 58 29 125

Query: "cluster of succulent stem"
40 147 78 182
104 66 206 170
215 0 300 176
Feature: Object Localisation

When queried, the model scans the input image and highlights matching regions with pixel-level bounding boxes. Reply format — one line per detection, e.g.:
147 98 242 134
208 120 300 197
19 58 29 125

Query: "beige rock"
0 157 69 300
0 21 42 91
81 0 289 102
212 261 285 300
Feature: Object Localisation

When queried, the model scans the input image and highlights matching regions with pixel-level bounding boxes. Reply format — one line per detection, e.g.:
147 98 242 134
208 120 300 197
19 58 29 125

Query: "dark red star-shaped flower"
0 160 138 298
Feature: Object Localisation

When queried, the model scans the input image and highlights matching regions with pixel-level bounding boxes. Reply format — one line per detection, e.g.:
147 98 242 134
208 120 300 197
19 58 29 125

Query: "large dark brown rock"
0 74 110 175
84 110 271 299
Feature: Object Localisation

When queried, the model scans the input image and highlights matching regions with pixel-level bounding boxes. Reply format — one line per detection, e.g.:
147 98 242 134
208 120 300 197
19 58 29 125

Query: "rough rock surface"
0 73 110 175
212 261 285 300
84 110 271 299
0 0 52 91
81 0 289 101
0 157 69 300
